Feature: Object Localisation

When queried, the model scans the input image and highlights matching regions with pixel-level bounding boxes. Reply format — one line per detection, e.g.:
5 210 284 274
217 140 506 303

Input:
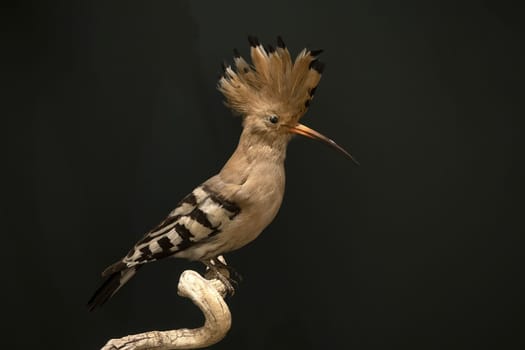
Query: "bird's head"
218 36 358 164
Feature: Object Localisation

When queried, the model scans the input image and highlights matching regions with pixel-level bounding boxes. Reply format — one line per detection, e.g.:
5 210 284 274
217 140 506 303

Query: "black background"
4 1 523 349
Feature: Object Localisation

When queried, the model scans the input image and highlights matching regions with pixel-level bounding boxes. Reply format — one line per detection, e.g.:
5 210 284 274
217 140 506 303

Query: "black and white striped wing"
87 184 241 310
104 185 240 276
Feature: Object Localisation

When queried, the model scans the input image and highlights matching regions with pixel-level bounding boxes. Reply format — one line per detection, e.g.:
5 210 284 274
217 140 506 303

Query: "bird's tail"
87 261 142 311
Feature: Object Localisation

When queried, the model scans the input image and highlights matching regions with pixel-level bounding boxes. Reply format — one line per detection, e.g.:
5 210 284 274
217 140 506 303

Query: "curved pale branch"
101 269 231 350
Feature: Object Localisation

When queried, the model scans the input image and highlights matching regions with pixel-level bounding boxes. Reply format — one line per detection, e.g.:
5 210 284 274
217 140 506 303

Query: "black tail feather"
87 265 141 311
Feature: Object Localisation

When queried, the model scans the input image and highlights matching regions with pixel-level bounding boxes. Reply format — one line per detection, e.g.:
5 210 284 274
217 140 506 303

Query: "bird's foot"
213 257 243 283
203 258 240 297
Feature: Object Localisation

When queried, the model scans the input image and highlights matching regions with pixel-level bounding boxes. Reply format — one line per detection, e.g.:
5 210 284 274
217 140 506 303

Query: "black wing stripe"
138 190 201 245
203 185 241 219
137 215 180 245
157 236 175 251
174 223 194 241
136 245 153 262
182 192 197 206
189 208 217 230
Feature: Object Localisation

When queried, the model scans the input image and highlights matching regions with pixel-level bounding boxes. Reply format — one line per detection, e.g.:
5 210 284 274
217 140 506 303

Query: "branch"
101 268 231 350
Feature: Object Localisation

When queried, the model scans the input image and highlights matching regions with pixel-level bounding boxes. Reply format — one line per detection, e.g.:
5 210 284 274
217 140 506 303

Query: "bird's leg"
203 260 235 296
213 257 243 283
203 258 238 297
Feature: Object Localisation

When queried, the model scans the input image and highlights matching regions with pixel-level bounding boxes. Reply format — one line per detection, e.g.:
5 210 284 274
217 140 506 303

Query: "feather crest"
218 36 324 121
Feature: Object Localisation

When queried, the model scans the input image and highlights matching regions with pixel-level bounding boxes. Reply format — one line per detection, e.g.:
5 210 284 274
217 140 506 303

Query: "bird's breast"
214 162 286 254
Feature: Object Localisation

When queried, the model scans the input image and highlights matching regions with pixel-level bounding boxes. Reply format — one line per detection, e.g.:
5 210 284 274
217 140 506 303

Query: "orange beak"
288 123 359 165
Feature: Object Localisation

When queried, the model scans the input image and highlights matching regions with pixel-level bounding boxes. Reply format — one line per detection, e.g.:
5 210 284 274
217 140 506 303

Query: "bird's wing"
102 182 241 277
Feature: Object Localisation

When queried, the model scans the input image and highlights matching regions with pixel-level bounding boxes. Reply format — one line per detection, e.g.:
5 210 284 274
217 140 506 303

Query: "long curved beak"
288 123 360 165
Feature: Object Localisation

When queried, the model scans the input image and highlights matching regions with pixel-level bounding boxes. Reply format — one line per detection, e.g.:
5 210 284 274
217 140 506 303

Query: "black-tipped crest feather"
277 36 286 48
218 36 324 120
247 35 260 47
309 59 325 73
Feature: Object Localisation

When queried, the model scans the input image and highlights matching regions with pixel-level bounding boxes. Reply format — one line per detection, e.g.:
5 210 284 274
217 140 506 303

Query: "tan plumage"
88 36 357 311
218 36 324 124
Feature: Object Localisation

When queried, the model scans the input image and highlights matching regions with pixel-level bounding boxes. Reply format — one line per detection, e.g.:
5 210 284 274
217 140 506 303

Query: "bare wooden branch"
101 269 231 350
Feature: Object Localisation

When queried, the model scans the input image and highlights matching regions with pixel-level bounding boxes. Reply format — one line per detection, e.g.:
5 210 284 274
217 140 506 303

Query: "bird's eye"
268 115 279 124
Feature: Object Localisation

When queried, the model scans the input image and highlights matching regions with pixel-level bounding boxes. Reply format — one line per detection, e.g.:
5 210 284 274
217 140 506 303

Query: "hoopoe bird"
88 36 357 310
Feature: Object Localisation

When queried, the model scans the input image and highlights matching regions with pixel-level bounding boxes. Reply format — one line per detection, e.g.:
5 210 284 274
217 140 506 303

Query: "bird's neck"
219 127 288 184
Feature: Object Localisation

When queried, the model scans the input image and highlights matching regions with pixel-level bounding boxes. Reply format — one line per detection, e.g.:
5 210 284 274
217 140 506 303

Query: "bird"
87 35 358 310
